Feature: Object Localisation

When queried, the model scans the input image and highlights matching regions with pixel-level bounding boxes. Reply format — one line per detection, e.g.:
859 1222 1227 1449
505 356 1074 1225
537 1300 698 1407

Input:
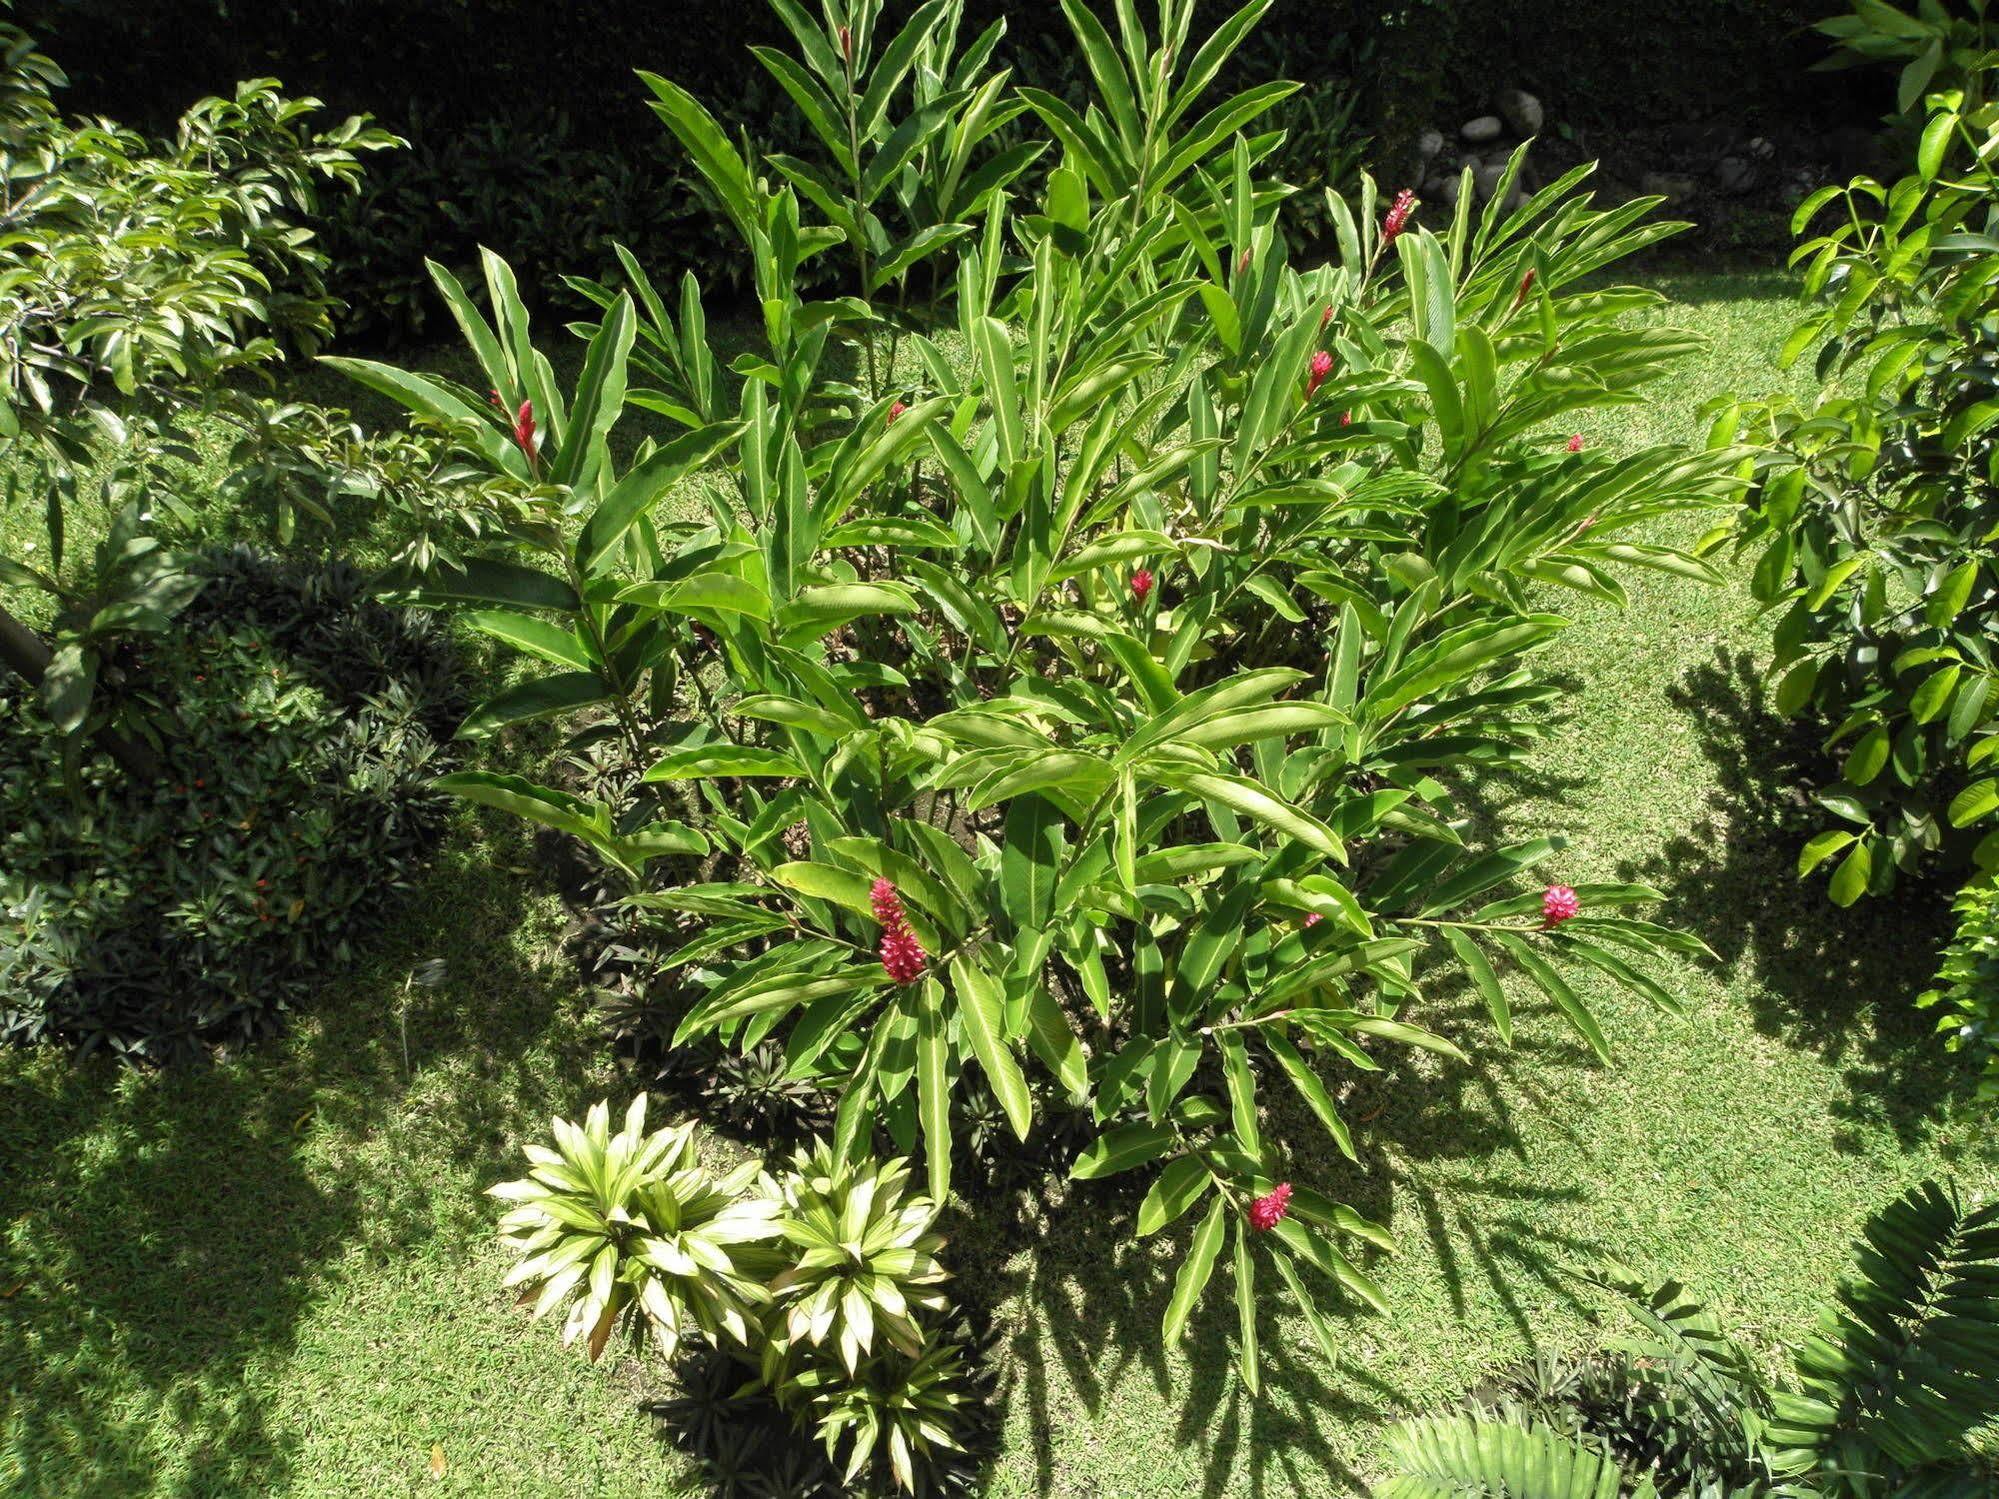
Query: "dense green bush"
363 0 1750 1412
0 549 461 1059
1719 66 1999 905
1922 875 1999 1103
1379 1179 1999 1497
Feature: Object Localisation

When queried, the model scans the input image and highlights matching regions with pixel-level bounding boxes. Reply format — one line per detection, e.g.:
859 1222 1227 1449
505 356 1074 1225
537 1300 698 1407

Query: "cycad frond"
1379 1412 1656 1499
1768 1180 1999 1487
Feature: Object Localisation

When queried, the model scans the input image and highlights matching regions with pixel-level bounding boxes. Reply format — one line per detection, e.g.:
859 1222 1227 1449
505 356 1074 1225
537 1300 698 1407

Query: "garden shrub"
379 0 1748 1419
1378 1179 1999 1498
0 548 461 1060
1921 876 1999 1104
1719 60 1999 906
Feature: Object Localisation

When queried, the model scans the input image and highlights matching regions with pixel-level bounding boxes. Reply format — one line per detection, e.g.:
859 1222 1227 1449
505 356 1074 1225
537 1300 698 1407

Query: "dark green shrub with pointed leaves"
0 549 461 1059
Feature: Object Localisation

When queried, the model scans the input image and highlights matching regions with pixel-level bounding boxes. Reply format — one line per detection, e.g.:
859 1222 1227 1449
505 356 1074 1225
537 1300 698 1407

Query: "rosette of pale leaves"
489 1097 780 1360
768 1143 950 1375
791 1338 973 1494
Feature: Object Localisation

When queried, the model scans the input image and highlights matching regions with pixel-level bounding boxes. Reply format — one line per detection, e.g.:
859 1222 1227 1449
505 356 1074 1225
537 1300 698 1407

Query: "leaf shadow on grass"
0 816 598 1498
1627 646 1977 1150
956 980 1613 1497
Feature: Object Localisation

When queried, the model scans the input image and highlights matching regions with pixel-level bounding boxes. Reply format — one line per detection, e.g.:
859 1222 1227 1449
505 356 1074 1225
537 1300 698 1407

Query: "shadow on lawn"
0 820 590 1498
965 996 1607 1498
1629 646 1974 1149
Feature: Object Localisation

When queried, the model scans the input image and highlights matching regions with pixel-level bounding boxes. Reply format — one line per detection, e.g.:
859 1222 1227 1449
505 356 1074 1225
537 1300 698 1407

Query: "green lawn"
3 268 1995 1498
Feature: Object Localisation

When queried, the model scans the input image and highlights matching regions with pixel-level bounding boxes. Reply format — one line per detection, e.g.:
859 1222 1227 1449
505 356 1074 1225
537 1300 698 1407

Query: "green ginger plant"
370 0 1741 1400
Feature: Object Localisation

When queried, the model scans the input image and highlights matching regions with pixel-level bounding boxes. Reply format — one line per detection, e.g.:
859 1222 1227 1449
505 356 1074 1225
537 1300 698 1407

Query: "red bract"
888 400 906 423
1542 885 1581 927
1566 433 1584 453
1381 189 1417 248
1320 303 1335 329
1248 1183 1293 1233
1131 567 1155 603
1307 350 1335 400
873 879 927 983
513 399 537 463
1340 411 1353 427
1303 912 1323 928
870 877 904 926
838 24 852 62
1512 268 1538 309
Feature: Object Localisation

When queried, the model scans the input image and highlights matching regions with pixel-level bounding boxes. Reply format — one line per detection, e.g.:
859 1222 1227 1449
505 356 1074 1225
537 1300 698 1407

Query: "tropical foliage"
1379 1178 1999 1498
1720 56 1999 905
334 0 1764 1409
492 1102 975 1492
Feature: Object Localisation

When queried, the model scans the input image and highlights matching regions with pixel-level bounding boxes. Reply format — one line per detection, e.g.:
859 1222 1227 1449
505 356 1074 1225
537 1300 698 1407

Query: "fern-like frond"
1378 1412 1656 1499
1767 1180 1999 1488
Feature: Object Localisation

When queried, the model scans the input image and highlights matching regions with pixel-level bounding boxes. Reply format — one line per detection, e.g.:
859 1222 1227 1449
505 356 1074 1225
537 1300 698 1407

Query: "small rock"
1714 156 1756 194
1424 172 1463 208
1461 115 1503 144
1640 171 1698 206
1495 88 1544 137
1747 135 1775 160
1473 160 1510 204
1416 128 1446 160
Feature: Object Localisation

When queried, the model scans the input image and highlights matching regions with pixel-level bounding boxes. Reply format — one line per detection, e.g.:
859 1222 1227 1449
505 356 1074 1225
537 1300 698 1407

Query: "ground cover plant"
1 1 1998 1496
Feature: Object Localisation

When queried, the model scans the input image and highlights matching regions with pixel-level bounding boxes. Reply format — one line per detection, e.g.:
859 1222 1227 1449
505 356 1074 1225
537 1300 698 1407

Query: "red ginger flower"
1542 884 1580 927
888 400 907 423
1566 433 1584 454
1307 350 1335 400
1340 410 1353 427
1320 303 1335 330
872 879 927 983
1303 912 1323 928
1381 189 1417 248
1248 1182 1293 1233
512 399 537 464
1131 567 1155 603
1512 268 1538 309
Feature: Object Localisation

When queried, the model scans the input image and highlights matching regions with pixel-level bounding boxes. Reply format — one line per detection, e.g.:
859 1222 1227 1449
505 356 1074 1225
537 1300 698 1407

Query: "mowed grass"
3 268 1996 1498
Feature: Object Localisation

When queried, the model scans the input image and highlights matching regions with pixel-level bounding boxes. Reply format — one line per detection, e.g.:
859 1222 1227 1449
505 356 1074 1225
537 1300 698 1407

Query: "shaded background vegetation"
16 0 1879 342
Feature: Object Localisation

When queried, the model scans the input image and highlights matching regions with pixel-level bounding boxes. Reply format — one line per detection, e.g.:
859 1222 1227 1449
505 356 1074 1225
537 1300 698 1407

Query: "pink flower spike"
512 399 537 462
1303 912 1323 928
870 877 904 925
1542 885 1580 927
1319 303 1335 330
888 400 907 424
1131 567 1155 604
1307 350 1335 400
1566 433 1584 453
881 925 926 983
872 879 927 983
1340 411 1353 427
1248 1182 1293 1233
1381 188 1417 248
